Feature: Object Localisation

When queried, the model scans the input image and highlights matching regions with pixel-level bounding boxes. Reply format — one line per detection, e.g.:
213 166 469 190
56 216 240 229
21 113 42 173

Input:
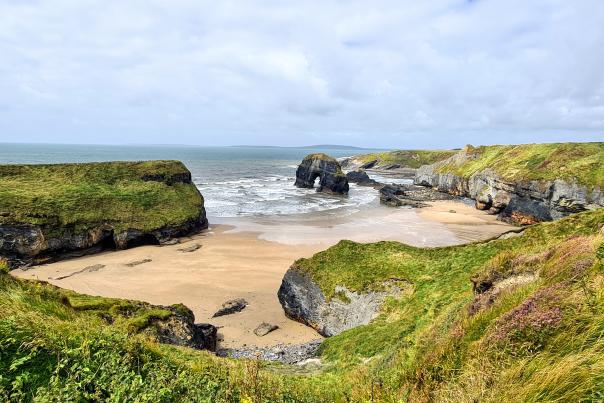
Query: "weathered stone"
125 258 152 267
414 150 604 224
345 170 379 186
212 298 248 317
177 243 202 253
278 267 412 337
253 322 279 337
150 304 217 351
294 154 349 194
379 184 454 208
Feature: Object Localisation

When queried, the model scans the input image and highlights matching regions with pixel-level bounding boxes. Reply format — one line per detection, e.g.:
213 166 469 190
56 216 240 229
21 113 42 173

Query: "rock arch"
294 153 349 194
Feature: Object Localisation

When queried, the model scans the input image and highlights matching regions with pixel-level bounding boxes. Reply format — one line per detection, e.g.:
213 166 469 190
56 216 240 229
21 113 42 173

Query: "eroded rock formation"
278 267 411 337
294 153 349 194
414 148 604 224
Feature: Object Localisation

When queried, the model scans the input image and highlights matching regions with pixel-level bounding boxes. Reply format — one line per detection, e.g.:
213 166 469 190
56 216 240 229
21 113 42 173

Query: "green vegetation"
0 274 341 402
292 208 604 401
355 149 456 168
0 161 203 233
437 142 604 189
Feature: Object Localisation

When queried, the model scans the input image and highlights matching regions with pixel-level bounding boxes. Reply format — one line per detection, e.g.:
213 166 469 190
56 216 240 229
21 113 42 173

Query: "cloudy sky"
1 0 603 148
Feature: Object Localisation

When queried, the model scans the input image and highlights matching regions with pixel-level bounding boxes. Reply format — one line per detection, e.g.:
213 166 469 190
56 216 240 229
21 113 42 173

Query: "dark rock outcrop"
379 184 455 207
415 151 604 224
294 154 349 194
278 267 411 337
212 298 248 317
345 170 379 186
150 304 217 351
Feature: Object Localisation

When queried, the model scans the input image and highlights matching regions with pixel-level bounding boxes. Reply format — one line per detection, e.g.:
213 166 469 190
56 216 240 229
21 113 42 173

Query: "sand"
12 199 515 349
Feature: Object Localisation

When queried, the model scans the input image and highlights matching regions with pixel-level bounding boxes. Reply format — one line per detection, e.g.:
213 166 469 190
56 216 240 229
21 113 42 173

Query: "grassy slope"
293 209 604 401
437 142 604 189
0 273 341 402
0 161 203 233
355 150 456 168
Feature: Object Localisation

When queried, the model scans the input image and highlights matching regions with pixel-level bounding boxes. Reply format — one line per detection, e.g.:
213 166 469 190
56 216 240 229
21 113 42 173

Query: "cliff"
0 160 208 268
415 143 604 224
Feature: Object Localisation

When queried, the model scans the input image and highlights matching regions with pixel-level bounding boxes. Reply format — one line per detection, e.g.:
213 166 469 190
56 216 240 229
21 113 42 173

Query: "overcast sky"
1 1 603 148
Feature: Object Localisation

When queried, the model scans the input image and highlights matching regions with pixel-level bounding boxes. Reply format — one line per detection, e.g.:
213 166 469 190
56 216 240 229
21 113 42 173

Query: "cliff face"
278 266 411 337
0 161 208 268
294 153 349 194
414 144 604 224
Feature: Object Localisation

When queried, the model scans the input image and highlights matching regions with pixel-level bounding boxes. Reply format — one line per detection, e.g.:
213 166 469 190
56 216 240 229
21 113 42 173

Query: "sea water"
0 143 390 219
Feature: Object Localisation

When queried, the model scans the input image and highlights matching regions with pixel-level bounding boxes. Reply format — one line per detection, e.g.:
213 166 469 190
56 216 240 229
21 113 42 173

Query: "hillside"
0 161 207 267
2 207 603 401
342 149 456 170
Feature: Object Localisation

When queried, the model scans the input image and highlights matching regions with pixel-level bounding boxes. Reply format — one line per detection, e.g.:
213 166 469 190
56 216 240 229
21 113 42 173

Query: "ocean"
0 143 392 219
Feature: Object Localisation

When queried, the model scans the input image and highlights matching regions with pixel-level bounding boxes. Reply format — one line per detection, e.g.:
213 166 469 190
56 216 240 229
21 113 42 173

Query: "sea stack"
294 153 349 194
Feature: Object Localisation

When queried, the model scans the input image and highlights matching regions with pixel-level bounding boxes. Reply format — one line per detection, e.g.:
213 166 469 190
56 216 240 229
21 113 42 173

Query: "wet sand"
12 199 515 348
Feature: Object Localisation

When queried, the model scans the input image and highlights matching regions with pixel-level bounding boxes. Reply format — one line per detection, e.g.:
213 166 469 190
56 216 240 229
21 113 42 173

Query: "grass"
0 160 204 233
354 149 456 168
292 208 604 401
436 142 604 189
0 273 343 402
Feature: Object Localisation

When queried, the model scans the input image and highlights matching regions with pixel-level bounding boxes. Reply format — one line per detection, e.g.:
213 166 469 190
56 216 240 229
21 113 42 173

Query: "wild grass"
0 160 204 233
0 273 344 402
355 149 456 168
436 142 604 189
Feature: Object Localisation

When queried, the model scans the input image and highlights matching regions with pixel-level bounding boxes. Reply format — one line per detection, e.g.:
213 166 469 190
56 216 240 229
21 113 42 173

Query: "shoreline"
12 200 516 349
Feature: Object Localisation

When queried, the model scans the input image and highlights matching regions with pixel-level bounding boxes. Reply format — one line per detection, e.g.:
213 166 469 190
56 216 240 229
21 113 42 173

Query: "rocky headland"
0 161 208 269
414 143 604 224
294 153 349 194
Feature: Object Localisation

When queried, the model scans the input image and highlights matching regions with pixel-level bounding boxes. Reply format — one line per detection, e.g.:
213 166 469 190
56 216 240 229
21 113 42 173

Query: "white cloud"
0 0 603 147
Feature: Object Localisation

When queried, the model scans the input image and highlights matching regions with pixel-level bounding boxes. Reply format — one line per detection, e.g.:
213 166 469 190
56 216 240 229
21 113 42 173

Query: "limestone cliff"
414 144 604 224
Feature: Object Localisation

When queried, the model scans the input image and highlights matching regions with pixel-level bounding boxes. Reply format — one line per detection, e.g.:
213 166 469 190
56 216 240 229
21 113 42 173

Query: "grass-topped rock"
0 160 208 268
294 153 349 194
415 142 604 223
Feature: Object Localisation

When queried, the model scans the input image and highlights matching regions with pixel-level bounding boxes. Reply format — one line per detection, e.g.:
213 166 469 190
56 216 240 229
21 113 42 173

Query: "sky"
0 0 603 149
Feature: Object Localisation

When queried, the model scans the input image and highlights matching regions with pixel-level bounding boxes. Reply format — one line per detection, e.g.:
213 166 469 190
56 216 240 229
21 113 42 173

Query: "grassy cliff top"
354 149 456 168
436 142 604 188
302 153 339 163
0 160 203 232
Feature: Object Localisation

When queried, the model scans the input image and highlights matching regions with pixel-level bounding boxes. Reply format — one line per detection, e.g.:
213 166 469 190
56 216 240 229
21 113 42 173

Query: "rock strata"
0 162 208 269
278 267 412 337
415 150 604 223
294 154 349 194
212 298 248 317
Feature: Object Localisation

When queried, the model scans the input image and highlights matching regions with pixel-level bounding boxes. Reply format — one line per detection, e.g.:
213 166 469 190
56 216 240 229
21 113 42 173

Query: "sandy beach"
13 199 515 349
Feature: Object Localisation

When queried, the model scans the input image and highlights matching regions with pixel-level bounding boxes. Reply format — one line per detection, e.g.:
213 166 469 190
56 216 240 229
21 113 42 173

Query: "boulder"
212 298 248 317
294 154 349 195
345 170 379 186
253 322 279 337
149 304 217 351
379 184 455 208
